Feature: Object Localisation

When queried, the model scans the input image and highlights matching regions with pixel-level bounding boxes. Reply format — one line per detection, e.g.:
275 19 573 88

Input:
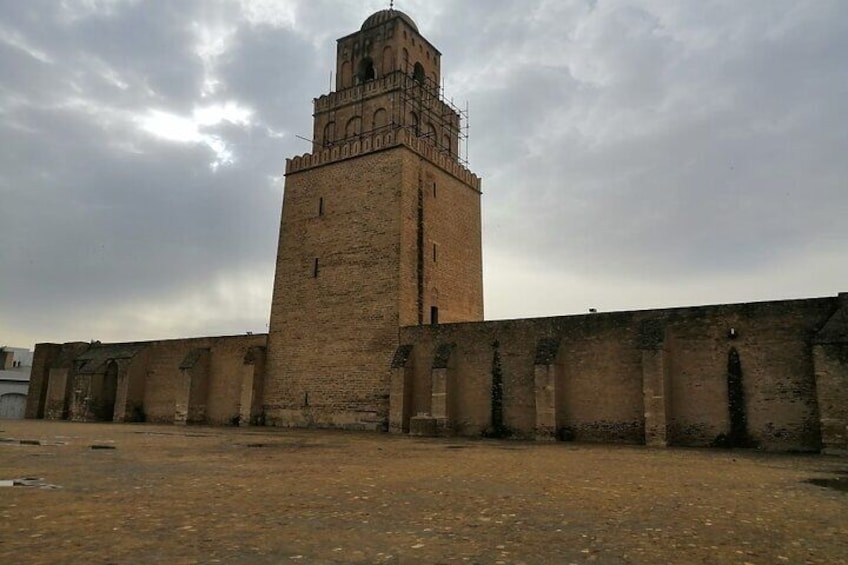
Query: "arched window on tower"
372 108 387 132
345 116 361 139
323 121 336 146
425 122 437 142
443 133 452 156
356 57 376 84
402 48 409 73
408 111 419 137
413 62 425 83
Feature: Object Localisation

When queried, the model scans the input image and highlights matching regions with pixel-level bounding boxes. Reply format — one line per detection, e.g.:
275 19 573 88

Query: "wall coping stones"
48 343 90 371
74 343 147 374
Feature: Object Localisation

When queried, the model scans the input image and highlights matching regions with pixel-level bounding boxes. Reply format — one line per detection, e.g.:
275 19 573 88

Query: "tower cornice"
285 128 481 193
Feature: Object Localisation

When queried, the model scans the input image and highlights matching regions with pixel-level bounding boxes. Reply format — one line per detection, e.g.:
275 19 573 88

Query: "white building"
0 347 32 419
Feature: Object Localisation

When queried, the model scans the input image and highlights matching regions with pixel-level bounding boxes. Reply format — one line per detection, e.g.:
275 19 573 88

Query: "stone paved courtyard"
0 420 846 564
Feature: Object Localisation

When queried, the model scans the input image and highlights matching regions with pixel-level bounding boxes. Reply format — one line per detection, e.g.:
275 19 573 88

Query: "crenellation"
286 129 481 191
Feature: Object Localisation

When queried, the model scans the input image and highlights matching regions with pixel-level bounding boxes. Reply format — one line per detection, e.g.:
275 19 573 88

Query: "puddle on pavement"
0 477 62 489
805 477 848 493
134 431 214 438
0 438 68 446
242 442 324 449
1 438 41 445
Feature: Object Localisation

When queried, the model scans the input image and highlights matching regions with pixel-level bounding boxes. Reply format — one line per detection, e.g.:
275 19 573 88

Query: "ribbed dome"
361 9 418 32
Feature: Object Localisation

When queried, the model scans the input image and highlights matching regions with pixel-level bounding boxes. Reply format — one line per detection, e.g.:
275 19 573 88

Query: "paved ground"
0 421 846 564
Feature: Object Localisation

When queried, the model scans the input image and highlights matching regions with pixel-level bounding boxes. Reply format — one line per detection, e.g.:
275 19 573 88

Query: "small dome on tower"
361 9 418 32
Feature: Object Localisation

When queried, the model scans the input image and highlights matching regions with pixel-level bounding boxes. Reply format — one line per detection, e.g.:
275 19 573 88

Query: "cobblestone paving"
1 421 846 564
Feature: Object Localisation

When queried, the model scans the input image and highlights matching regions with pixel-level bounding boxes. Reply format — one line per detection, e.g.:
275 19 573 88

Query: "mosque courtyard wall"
392 294 848 452
27 293 848 454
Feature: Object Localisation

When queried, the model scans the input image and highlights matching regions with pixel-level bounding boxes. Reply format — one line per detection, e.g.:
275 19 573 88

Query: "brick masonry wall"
25 342 62 419
266 144 482 430
811 294 848 453
267 149 407 429
399 149 484 326
664 301 831 448
814 345 848 453
34 342 90 420
45 368 71 420
555 314 644 443
30 335 265 425
124 348 151 421
399 297 838 450
140 335 266 424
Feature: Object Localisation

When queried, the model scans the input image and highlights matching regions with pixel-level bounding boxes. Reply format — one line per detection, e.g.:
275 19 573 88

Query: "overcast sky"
1 0 846 347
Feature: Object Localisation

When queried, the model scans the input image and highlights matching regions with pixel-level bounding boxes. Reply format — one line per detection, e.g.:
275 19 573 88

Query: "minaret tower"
265 9 483 430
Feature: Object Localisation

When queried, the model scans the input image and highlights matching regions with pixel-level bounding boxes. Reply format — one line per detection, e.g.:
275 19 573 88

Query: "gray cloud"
1 0 846 345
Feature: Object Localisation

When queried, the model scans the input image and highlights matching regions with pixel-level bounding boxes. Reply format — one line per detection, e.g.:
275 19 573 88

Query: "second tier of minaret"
311 14 461 158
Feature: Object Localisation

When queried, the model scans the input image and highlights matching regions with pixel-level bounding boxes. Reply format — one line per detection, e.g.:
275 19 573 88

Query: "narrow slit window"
318 197 324 216
313 258 319 278
433 182 437 198
430 306 439 325
433 243 437 263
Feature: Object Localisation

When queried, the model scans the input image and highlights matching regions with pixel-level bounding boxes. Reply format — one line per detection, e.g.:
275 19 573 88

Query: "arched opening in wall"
356 57 376 84
413 62 425 83
408 111 419 136
98 360 118 421
340 61 351 89
382 46 394 74
425 122 437 142
402 48 409 73
372 108 387 132
443 133 452 155
323 121 336 146
345 116 362 139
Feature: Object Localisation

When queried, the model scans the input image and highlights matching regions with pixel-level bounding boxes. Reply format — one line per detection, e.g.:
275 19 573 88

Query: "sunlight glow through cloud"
193 20 236 97
0 23 53 64
136 103 253 170
238 0 297 28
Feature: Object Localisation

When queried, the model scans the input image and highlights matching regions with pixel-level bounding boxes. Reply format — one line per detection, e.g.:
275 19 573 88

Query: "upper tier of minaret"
310 9 463 160
336 9 441 91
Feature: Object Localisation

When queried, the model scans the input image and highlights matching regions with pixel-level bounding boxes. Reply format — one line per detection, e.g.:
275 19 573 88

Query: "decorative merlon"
285 128 482 191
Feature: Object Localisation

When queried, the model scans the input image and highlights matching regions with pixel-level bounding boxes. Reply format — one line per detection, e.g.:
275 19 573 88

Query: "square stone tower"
265 9 483 430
